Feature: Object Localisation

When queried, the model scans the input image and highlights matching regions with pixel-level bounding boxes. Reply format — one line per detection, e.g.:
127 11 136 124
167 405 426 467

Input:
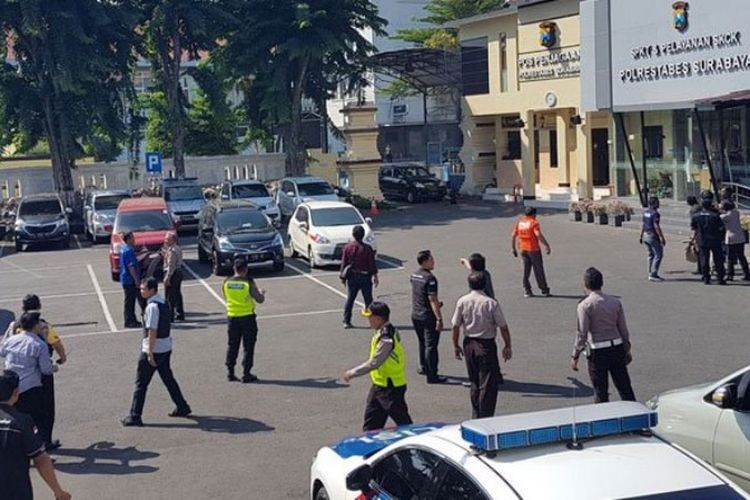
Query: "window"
94 195 130 211
643 126 664 159
310 207 363 227
216 209 270 234
461 37 489 96
19 199 62 217
370 449 442 500
499 33 508 93
294 208 308 223
164 186 203 202
505 131 522 160
436 465 489 500
550 130 559 168
297 182 334 197
114 211 173 233
281 181 295 196
232 184 271 199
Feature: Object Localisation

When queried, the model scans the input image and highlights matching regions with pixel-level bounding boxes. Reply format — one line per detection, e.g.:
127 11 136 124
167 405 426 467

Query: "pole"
616 113 645 207
694 108 720 197
640 111 649 202
423 91 429 166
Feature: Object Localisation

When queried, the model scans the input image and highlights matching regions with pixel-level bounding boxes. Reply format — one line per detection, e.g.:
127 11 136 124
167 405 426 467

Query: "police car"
310 402 749 500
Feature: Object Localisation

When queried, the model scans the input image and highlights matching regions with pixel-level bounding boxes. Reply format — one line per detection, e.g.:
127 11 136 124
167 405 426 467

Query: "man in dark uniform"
410 250 446 384
223 257 266 383
122 278 191 426
691 198 727 285
342 302 413 431
0 370 71 500
570 268 636 403
340 225 378 329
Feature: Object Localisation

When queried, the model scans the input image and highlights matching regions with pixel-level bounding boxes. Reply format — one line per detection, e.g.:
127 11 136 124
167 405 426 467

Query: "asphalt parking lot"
1 200 749 499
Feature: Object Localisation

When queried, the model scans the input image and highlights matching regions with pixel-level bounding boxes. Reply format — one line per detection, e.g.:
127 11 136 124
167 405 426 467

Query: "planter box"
586 212 595 223
625 212 632 221
570 211 582 222
597 214 609 225
610 214 624 227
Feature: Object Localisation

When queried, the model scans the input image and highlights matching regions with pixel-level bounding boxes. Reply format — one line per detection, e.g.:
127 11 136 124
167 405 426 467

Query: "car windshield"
95 195 130 211
399 167 432 178
297 182 334 197
232 184 270 199
311 207 362 227
622 485 746 499
164 186 203 202
115 210 173 233
19 200 61 217
217 209 271 234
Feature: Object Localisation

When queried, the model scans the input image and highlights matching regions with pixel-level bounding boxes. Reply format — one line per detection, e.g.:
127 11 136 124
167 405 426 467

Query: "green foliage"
139 91 174 157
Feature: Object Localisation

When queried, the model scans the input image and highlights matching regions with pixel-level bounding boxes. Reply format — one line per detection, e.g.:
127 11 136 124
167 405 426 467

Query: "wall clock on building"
545 92 558 108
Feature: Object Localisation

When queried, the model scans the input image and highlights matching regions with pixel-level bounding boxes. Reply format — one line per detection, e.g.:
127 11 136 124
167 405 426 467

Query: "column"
521 110 536 200
557 112 571 187
576 113 594 200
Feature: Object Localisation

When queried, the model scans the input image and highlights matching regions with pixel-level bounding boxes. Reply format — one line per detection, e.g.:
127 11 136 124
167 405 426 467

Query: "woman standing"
640 197 667 281
720 201 750 281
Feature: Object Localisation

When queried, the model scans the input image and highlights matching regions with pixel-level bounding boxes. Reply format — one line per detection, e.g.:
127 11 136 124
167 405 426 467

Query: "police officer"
342 302 413 431
410 250 446 383
570 268 636 404
0 370 71 500
691 197 727 285
223 257 265 383
122 278 191 426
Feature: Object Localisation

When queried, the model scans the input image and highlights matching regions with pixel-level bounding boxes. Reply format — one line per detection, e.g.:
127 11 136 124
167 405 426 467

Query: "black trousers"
123 284 146 326
521 251 549 293
363 383 413 431
587 344 636 403
41 374 55 444
129 351 189 418
699 245 726 282
165 269 185 320
727 243 750 278
411 316 440 380
464 338 500 419
343 274 373 324
15 386 48 441
226 315 258 376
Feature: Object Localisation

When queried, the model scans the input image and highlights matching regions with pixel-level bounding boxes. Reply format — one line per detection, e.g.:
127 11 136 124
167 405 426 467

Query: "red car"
109 197 176 282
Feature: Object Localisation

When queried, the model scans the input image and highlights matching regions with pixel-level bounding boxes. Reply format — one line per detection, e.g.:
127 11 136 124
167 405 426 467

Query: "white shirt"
141 295 173 354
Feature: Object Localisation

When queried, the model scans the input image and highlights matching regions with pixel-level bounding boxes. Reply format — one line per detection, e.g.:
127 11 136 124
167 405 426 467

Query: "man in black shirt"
0 370 70 500
691 198 727 285
410 250 446 384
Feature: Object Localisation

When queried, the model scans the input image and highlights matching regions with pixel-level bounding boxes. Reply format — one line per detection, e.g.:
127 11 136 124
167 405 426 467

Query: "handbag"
685 241 698 263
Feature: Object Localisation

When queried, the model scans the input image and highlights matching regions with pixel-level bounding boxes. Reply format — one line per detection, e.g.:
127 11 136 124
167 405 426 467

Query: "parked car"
649 365 750 492
287 201 376 268
14 193 72 251
162 177 206 231
198 200 284 276
378 163 447 203
275 176 339 218
83 189 131 243
109 197 175 282
219 179 280 222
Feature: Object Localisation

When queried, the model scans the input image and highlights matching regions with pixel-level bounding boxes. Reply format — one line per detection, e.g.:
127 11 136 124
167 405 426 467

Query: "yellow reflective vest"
223 277 256 317
369 325 407 388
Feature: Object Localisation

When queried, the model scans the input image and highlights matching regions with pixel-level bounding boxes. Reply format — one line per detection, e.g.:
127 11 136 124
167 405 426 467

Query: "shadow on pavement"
145 415 274 434
256 377 347 390
501 377 594 398
52 441 159 475
370 200 531 231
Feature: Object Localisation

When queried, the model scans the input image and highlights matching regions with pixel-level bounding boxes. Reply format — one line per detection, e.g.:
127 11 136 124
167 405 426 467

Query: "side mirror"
712 384 737 409
221 194 230 200
84 205 91 211
365 217 373 224
286 191 295 197
65 207 73 214
299 221 308 232
345 464 373 492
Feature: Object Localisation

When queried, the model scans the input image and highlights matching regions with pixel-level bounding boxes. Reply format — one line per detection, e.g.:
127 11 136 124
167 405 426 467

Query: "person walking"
162 232 185 322
0 313 56 443
512 207 551 297
120 232 146 328
222 257 266 383
0 370 71 500
691 198 727 285
121 278 191 426
570 268 636 404
340 225 378 329
410 250 446 384
342 302 413 431
639 197 667 282
452 272 512 418
459 253 495 299
720 201 750 281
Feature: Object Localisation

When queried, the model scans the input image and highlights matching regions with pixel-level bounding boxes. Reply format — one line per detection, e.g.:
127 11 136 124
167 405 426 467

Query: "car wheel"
198 243 208 263
314 487 330 500
60 238 70 250
212 250 224 276
289 237 299 258
272 260 285 272
308 246 317 269
111 272 119 282
406 190 416 204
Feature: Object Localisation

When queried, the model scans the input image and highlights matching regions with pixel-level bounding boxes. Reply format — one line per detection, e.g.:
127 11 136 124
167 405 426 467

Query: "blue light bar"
460 402 657 452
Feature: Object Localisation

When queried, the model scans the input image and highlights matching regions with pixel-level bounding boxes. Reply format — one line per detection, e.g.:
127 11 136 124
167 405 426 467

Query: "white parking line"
182 263 226 306
86 264 117 332
286 261 364 308
0 259 43 279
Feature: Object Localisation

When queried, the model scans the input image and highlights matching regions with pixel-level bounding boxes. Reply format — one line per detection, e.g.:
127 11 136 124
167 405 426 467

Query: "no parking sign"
145 152 162 174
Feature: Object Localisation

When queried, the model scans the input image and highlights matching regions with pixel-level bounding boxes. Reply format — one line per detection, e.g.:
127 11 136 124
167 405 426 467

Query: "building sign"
518 48 581 82
609 0 750 110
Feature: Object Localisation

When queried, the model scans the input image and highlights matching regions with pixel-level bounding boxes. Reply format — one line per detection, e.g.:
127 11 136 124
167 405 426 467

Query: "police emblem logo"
672 1 689 32
539 21 557 48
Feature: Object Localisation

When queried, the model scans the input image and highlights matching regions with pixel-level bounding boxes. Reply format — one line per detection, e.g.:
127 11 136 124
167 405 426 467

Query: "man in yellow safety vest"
342 302 413 431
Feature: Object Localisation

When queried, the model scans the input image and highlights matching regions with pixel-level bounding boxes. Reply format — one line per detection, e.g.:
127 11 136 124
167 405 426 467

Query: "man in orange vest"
511 207 552 298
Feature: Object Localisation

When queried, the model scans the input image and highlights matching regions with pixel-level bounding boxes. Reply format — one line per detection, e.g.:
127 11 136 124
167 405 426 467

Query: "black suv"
378 164 447 203
197 200 285 275
14 193 72 251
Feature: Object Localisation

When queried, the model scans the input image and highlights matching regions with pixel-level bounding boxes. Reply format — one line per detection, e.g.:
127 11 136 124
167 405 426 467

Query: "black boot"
227 369 239 382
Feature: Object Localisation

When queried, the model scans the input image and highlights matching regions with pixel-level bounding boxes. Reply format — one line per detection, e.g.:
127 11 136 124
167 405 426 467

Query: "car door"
221 183 231 201
368 447 443 499
288 206 306 253
434 463 491 500
392 168 408 199
379 168 392 198
199 206 215 253
713 371 750 491
85 192 94 232
278 181 294 216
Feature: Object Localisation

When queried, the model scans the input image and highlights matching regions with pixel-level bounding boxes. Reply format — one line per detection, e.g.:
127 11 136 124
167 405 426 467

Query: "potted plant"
607 200 626 227
579 199 594 223
741 215 750 243
625 205 634 221
593 202 609 225
569 201 582 222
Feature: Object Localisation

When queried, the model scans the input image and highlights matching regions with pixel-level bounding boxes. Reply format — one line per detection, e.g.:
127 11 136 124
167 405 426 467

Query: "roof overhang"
369 48 461 92
695 90 750 111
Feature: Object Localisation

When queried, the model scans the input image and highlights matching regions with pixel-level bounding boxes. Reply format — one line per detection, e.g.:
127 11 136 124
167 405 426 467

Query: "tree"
0 1 139 202
222 0 387 176
135 0 234 177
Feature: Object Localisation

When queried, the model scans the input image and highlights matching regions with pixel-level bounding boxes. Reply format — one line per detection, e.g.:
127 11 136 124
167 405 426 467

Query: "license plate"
248 253 265 262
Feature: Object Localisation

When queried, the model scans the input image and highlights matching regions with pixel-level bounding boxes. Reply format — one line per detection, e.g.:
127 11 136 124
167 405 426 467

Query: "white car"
287 201 376 268
219 179 280 222
649 365 750 492
311 402 749 500
276 176 340 218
